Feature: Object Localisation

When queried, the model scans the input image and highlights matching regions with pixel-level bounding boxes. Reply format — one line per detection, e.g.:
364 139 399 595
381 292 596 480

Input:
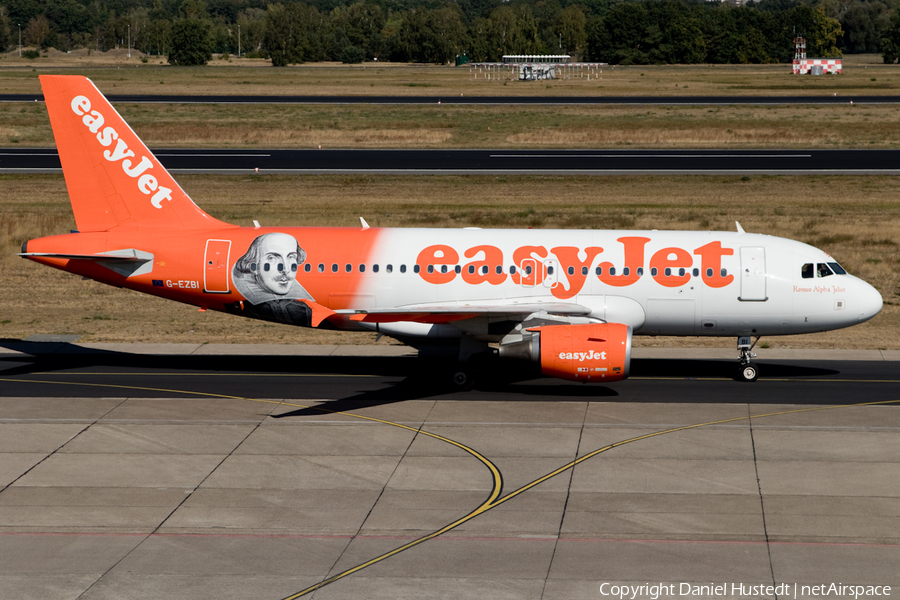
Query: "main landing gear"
450 337 495 391
452 368 475 390
737 336 759 382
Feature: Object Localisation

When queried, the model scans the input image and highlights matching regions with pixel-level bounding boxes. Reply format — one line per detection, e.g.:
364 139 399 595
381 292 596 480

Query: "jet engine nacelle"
499 322 632 382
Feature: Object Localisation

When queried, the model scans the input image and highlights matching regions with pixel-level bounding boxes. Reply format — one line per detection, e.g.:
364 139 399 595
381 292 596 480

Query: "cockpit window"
801 263 814 279
817 263 833 278
828 262 847 275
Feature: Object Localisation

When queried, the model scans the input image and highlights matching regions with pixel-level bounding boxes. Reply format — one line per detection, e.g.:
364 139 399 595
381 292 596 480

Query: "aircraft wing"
338 302 592 324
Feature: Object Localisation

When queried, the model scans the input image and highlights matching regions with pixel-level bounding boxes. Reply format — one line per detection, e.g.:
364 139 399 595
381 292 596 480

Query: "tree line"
2 0 900 65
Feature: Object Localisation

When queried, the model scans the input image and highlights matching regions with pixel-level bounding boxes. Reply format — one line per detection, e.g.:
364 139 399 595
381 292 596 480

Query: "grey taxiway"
5 148 900 176
1 342 899 599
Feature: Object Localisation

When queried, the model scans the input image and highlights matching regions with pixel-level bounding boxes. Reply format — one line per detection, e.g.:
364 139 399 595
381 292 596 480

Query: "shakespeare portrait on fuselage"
21 76 883 384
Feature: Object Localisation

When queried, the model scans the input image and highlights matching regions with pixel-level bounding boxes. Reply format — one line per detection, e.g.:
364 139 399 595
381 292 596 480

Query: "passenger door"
204 239 231 293
739 246 766 301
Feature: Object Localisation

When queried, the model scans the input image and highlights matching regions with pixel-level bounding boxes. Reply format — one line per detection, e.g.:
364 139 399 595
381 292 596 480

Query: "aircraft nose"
857 281 883 323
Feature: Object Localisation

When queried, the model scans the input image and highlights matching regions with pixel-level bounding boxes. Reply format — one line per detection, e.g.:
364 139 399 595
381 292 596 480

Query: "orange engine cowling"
532 323 632 383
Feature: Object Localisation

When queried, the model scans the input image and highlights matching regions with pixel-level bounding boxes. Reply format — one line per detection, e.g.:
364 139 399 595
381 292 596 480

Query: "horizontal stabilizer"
20 249 151 261
19 248 153 278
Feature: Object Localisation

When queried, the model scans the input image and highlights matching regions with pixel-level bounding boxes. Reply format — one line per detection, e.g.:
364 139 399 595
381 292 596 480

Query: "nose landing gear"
737 336 759 382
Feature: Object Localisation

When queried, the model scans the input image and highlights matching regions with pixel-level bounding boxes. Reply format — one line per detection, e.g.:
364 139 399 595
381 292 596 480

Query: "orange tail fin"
40 75 229 232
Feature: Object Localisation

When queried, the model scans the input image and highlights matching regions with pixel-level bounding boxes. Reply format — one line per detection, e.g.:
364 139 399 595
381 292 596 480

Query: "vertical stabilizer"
40 75 229 232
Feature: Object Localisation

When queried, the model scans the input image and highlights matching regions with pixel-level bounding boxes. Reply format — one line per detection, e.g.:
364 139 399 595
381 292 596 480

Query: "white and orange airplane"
21 75 883 384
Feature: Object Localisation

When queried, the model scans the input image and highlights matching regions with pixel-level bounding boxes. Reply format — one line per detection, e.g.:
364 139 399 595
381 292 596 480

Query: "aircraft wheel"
738 363 759 382
452 369 476 391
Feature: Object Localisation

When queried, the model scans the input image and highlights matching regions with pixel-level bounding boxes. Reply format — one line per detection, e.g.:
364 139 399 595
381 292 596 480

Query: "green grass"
2 58 899 98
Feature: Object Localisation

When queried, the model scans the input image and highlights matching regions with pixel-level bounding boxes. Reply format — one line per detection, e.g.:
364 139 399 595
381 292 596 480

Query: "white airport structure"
793 58 842 75
792 35 842 74
469 55 607 81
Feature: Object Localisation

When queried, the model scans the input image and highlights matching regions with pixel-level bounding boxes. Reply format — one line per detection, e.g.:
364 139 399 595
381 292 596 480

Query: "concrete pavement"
0 343 898 599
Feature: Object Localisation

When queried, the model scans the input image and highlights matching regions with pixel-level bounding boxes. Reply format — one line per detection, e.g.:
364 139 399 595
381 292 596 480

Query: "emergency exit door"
204 239 231 293
739 246 766 301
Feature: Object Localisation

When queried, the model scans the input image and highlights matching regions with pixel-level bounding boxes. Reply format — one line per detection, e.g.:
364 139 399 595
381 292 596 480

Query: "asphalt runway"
3 94 900 105
1 344 899 599
5 148 900 175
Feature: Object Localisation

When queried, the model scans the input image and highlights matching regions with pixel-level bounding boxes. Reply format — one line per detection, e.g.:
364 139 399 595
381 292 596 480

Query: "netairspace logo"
598 583 892 600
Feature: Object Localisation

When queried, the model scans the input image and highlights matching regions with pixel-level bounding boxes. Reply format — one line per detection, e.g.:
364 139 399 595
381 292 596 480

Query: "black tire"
739 363 759 382
452 370 475 390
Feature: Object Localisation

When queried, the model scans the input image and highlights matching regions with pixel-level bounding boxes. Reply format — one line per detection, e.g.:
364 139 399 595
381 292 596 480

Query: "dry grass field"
4 101 900 149
1 173 897 349
4 53 900 150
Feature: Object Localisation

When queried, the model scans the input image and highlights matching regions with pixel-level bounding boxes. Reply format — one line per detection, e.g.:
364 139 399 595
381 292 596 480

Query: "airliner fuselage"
27 227 882 338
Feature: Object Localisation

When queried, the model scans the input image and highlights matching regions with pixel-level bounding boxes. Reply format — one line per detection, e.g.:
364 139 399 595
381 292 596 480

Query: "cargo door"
204 239 231 293
645 298 696 335
740 246 767 301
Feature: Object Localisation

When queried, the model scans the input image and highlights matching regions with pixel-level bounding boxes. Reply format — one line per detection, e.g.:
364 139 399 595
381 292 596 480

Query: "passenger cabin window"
623 267 630 276
609 267 616 276
581 267 588 276
318 263 324 273
373 264 379 273
692 268 699 277
468 265 475 274
568 266 575 276
345 264 352 273
595 266 602 275
455 265 461 274
400 265 407 273
359 264 366 273
304 264 311 273
331 263 338 273
496 266 503 275
817 263 833 278
525 265 533 275
510 266 516 275
428 265 434 274
386 264 393 273
801 264 814 279
441 265 447 274
637 267 643 276
547 266 554 275
414 265 420 273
